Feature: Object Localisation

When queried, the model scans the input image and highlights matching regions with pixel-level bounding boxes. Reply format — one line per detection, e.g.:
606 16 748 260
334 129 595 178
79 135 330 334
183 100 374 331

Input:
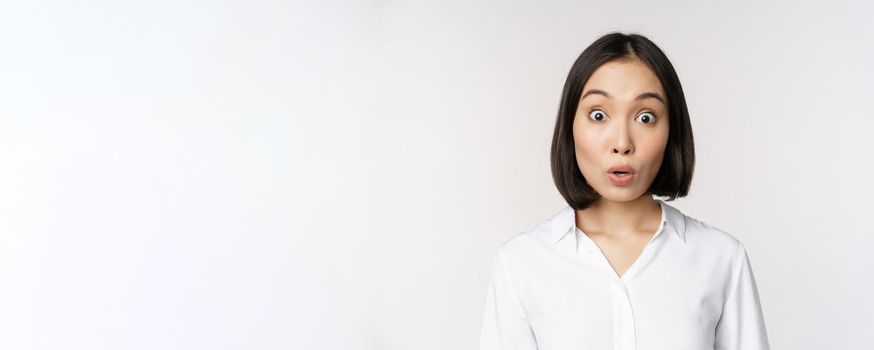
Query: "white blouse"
479 199 770 350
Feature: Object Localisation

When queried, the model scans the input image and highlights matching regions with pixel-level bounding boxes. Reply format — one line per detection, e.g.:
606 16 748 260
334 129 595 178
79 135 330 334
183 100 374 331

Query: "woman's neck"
575 195 662 239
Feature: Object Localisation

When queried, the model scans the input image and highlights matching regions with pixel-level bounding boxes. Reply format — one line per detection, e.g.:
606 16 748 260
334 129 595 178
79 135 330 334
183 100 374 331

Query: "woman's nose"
611 125 633 154
612 145 632 154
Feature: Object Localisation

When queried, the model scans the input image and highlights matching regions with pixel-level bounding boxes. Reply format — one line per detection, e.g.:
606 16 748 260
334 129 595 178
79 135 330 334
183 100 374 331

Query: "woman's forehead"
583 59 665 99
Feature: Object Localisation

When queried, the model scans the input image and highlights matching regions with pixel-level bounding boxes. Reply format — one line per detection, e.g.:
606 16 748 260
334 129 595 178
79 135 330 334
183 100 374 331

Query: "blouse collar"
546 199 687 245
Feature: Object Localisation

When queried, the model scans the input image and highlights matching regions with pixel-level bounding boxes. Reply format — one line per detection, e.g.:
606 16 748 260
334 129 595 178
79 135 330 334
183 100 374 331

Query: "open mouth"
607 170 634 186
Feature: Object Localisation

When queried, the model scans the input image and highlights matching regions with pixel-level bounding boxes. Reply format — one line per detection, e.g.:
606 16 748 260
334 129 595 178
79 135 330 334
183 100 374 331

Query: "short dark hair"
550 31 695 210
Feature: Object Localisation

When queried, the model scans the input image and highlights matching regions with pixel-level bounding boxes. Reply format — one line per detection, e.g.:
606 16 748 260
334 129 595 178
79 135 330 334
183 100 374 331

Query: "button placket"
578 234 637 349
612 281 636 350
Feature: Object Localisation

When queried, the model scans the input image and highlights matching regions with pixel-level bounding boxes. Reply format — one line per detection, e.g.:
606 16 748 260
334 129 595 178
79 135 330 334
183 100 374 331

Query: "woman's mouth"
607 171 634 186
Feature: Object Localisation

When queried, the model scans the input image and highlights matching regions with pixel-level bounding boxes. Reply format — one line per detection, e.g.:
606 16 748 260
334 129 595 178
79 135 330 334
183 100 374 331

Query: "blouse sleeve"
479 247 539 350
714 242 771 350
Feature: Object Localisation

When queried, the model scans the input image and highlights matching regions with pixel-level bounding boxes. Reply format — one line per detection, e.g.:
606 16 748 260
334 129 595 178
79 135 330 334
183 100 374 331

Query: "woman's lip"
607 172 634 186
607 165 635 173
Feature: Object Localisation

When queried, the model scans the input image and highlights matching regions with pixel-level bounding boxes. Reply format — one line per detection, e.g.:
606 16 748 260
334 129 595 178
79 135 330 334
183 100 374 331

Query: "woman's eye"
588 109 607 121
636 112 657 124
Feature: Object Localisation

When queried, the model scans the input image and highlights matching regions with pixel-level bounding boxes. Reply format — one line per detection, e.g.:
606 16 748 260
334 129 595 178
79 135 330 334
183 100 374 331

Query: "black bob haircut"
550 32 695 210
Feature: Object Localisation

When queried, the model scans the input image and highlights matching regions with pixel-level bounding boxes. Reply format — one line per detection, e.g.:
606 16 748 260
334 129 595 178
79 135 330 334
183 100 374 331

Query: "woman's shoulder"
682 211 749 257
492 205 576 256
494 221 549 255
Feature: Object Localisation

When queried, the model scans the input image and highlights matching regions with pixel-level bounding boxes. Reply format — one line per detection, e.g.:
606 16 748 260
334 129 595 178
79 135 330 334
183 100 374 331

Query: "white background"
1 0 872 349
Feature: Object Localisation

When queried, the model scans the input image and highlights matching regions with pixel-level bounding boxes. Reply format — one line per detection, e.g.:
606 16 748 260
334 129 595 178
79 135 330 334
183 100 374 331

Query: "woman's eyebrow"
581 89 665 105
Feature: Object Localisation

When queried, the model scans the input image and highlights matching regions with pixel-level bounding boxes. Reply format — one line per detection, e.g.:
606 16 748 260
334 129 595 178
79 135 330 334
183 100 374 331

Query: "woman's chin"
597 187 646 202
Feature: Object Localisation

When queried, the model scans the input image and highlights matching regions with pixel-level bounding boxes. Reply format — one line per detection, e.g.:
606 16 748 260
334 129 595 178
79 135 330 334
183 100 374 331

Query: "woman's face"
572 58 670 202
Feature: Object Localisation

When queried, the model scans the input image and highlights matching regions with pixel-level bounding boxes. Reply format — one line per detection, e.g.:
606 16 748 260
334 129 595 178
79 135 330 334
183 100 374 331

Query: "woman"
479 32 770 350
